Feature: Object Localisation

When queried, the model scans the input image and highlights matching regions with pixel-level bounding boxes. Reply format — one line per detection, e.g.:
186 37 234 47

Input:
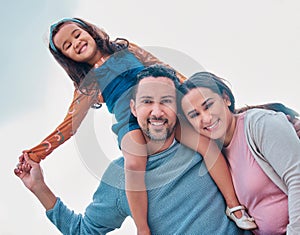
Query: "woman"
179 71 300 234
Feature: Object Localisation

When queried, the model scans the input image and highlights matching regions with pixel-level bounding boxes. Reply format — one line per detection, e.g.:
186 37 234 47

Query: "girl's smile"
53 23 102 65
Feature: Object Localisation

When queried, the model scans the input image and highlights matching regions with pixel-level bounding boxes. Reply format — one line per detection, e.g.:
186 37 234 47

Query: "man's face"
130 76 177 142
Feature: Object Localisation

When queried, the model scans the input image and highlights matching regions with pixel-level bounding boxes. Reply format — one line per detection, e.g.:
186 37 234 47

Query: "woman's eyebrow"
201 98 213 107
187 110 197 116
186 98 213 116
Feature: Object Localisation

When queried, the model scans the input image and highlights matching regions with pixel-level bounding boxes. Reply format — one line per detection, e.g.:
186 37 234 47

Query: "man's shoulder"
100 157 125 190
112 156 125 165
148 141 202 161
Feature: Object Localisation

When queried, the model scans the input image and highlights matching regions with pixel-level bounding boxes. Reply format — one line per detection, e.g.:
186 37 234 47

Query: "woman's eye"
189 112 199 119
205 102 213 109
75 33 81 38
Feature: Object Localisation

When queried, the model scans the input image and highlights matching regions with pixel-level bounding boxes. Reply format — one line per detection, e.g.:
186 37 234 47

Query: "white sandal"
225 205 257 230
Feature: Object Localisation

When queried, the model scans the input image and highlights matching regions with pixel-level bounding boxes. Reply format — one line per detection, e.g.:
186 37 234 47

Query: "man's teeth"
150 120 164 126
151 122 163 126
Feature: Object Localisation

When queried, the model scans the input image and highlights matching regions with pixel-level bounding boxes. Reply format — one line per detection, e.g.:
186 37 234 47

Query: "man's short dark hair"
132 64 181 100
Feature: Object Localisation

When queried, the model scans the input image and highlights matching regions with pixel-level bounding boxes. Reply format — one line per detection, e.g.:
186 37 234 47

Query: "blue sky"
1 0 78 125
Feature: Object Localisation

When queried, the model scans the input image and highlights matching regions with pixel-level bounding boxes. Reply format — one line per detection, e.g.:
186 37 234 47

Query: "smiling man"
130 67 179 154
15 65 247 234
131 76 177 142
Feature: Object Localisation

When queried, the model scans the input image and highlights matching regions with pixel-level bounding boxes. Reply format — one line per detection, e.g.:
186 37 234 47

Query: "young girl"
179 71 300 234
17 18 256 233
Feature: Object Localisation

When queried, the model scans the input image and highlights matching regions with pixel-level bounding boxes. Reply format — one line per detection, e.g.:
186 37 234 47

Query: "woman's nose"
201 112 212 124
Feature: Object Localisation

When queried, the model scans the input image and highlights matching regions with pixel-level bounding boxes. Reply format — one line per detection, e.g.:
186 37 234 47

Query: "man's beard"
143 125 175 142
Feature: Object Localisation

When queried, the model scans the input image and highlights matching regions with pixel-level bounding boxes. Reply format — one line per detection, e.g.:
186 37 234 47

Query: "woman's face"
53 23 102 65
181 87 235 144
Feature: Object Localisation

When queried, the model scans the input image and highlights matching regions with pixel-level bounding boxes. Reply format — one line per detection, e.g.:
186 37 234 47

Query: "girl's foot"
226 205 257 230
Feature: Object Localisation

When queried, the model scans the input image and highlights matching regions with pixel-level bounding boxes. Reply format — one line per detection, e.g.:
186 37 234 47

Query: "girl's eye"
64 43 71 51
75 33 81 38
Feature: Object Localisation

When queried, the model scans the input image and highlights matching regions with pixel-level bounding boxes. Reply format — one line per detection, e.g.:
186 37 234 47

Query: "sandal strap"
227 205 246 214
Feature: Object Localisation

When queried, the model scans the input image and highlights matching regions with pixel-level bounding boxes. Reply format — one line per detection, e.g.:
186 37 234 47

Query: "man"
14 65 251 234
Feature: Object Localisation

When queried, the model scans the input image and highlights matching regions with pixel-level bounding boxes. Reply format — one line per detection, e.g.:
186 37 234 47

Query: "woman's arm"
250 110 300 233
22 88 98 163
236 102 300 138
15 153 127 235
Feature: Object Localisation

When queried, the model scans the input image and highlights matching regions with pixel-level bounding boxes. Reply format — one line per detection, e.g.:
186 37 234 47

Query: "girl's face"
53 23 102 65
181 87 235 145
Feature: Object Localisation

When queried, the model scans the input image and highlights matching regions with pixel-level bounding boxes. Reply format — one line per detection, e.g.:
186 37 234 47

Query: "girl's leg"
175 119 257 230
121 129 150 235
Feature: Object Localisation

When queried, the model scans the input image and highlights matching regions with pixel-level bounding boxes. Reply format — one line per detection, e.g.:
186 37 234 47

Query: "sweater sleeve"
46 176 127 234
251 111 300 234
128 42 187 83
24 88 99 162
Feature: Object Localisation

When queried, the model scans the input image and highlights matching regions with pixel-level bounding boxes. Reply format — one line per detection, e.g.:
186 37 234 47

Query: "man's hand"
14 153 57 210
14 153 44 193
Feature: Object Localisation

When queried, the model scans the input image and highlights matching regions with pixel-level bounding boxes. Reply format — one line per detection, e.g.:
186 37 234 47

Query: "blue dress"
90 49 145 146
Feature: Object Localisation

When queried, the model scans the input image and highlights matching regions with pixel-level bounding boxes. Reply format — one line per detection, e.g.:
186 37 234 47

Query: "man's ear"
130 99 137 117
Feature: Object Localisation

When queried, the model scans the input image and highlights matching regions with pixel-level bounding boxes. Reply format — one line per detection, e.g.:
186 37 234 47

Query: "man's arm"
15 154 128 235
14 153 57 210
251 111 300 233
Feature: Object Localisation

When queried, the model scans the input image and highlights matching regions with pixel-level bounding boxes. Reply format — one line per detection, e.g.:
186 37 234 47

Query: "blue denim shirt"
47 142 248 234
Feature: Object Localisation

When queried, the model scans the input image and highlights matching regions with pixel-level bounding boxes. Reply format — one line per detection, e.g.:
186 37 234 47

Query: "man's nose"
151 103 164 117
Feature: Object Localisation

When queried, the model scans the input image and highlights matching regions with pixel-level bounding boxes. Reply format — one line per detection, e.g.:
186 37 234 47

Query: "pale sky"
1 0 300 234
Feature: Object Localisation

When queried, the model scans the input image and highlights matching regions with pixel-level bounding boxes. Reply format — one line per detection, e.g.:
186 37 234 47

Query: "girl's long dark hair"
49 18 128 108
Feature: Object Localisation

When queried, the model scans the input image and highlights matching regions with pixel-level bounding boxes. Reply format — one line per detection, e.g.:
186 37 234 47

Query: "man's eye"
142 100 152 104
161 99 172 104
